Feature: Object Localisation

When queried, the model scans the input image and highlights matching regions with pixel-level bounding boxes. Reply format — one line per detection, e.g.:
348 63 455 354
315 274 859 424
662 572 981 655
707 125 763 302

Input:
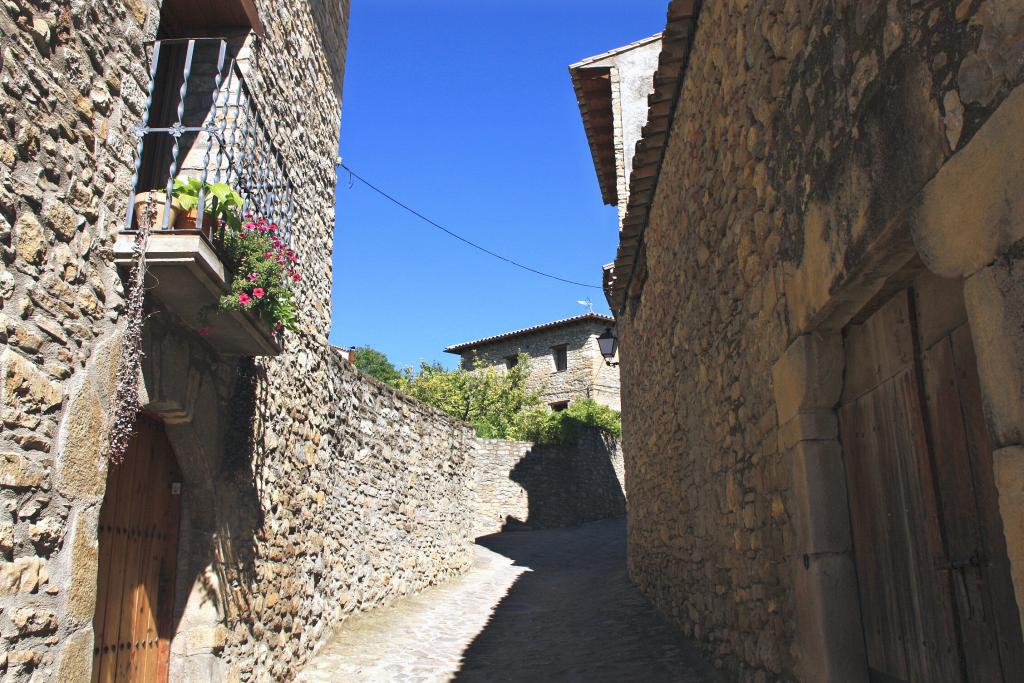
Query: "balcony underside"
114 232 282 356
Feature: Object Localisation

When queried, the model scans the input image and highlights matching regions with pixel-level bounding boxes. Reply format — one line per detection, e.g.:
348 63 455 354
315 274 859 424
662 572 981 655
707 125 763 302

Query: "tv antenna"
577 298 594 313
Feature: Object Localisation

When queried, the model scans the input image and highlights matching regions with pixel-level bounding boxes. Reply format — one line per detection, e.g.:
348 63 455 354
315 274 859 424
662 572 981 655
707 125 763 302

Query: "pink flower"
252 287 265 299
263 252 274 259
238 292 251 305
198 327 211 336
247 272 258 282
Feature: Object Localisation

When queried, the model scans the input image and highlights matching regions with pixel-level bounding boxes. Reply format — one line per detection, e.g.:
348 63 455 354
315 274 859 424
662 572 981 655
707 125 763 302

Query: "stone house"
444 313 621 411
570 33 662 227
576 1 1024 682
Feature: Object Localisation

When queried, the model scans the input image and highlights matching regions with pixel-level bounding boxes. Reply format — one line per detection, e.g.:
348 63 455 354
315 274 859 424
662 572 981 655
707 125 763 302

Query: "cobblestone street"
296 519 719 682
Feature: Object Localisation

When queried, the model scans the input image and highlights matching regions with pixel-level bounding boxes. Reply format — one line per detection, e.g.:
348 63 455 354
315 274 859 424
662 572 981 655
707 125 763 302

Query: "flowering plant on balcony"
214 216 300 333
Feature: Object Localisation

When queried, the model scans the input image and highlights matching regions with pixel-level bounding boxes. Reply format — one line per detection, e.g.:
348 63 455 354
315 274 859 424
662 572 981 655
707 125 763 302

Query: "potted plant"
133 189 182 230
172 176 244 237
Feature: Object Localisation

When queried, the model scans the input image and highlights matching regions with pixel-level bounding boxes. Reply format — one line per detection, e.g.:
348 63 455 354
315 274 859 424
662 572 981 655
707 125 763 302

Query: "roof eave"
608 1 702 315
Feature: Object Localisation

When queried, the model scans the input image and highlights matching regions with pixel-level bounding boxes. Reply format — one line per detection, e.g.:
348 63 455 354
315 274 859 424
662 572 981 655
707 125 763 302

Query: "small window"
552 345 568 372
550 401 569 412
505 355 519 369
461 355 474 370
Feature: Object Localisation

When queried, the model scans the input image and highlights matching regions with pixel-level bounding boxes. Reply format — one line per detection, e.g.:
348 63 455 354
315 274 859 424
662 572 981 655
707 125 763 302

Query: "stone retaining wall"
216 346 480 681
472 429 626 537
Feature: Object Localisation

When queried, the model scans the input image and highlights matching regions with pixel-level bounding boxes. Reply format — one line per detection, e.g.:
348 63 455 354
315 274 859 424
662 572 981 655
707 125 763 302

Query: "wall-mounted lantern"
598 328 619 366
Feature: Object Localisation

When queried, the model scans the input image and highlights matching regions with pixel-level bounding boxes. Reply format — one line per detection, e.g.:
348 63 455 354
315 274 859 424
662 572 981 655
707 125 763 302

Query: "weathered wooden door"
839 273 1024 682
92 415 182 682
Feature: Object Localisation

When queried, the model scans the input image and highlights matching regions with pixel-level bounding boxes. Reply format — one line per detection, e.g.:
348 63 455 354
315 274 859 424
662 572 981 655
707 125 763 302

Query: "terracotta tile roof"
607 0 702 315
569 33 663 207
444 313 616 354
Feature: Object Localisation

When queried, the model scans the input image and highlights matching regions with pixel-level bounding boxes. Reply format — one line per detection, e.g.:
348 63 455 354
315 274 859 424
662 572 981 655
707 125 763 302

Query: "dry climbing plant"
106 195 155 464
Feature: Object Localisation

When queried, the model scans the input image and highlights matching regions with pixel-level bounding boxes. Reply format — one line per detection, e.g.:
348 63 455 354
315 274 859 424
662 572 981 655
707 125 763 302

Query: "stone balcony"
113 232 281 356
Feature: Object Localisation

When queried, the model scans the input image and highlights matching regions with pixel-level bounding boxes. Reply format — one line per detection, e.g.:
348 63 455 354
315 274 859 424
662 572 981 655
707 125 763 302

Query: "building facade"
577 1 1024 682
445 313 621 411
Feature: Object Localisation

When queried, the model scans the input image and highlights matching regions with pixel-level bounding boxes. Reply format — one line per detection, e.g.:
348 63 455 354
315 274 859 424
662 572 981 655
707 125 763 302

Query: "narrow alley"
296 520 720 682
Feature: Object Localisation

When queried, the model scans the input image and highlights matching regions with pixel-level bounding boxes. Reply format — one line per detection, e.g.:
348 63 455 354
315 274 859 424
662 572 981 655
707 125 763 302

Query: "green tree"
398 353 539 438
396 355 622 443
352 346 402 387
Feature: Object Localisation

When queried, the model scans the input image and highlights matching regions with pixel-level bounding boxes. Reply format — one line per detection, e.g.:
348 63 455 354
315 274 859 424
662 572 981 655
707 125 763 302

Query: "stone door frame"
772 83 1024 681
53 319 235 681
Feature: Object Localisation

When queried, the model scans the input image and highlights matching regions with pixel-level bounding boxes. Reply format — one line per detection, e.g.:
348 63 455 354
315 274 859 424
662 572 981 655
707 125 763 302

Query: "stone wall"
471 428 626 537
461 320 621 411
215 343 479 681
617 1 1024 681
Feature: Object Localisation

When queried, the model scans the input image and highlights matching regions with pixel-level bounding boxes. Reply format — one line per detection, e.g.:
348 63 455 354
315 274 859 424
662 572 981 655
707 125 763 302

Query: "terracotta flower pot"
133 191 182 230
173 208 214 238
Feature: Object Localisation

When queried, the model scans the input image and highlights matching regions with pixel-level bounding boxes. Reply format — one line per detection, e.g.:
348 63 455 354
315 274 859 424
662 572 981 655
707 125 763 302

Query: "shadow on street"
453 519 722 682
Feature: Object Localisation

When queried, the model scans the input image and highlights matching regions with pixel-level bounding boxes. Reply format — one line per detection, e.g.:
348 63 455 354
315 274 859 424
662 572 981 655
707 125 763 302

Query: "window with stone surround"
550 401 569 412
552 345 568 372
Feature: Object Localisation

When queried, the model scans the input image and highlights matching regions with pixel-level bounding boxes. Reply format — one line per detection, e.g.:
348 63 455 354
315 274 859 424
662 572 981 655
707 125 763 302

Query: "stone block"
777 410 837 451
13 213 46 264
772 334 843 426
65 507 99 625
186 625 229 654
0 451 49 489
992 445 1024 634
55 628 94 683
12 606 58 635
791 554 868 682
965 264 1024 447
912 83 1024 278
1 348 63 413
789 441 852 555
55 383 107 501
43 202 82 242
0 556 47 595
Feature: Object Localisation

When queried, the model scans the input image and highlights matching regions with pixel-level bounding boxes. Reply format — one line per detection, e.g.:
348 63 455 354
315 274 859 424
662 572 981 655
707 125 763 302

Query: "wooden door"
839 275 1024 682
92 416 182 683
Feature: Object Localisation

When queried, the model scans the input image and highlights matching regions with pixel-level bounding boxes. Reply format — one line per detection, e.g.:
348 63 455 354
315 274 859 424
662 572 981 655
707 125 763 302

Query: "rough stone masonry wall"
465 320 621 410
620 1 1024 681
0 0 356 679
471 428 626 537
1 1 172 678
219 347 478 681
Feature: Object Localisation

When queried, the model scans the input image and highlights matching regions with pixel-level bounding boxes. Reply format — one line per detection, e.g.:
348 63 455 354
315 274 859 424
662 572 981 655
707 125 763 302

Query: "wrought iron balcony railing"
124 37 294 251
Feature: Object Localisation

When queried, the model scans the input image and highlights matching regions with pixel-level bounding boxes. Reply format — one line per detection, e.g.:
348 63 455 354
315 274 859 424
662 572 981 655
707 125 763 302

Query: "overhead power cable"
339 162 603 290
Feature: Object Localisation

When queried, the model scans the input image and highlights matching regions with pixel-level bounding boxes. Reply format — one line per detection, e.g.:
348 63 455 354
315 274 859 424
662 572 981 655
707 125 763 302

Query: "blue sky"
329 1 669 369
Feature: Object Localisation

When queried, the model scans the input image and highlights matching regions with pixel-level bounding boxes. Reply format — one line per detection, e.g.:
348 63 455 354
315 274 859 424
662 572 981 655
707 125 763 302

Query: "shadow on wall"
197 356 268 629
139 315 269 667
502 426 626 532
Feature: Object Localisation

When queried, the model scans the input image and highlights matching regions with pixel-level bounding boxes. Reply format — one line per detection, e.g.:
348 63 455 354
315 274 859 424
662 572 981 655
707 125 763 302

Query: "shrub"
509 398 621 444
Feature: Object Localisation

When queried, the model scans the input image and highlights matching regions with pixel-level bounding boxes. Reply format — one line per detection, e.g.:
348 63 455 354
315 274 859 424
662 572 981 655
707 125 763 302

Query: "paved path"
296 519 720 682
